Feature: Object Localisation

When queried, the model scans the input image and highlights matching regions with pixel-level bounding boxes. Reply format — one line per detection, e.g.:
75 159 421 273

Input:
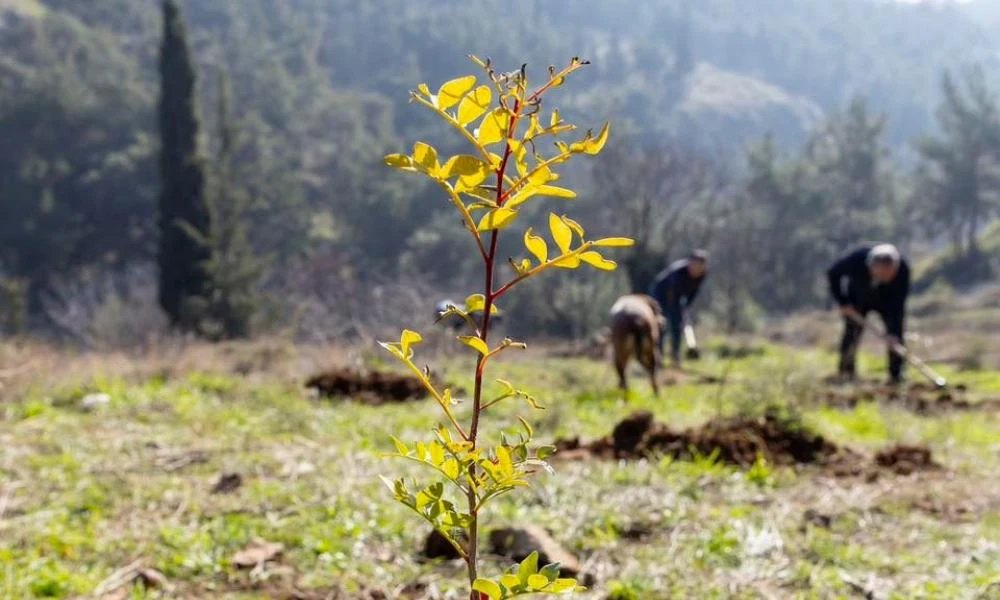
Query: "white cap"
866 244 900 267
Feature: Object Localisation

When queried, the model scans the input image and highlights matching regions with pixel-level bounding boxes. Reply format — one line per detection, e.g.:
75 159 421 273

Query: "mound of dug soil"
556 409 841 467
555 411 943 477
874 444 941 475
818 380 1000 415
305 367 426 404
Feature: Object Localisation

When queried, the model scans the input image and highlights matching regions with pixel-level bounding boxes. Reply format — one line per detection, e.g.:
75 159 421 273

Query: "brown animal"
609 294 664 395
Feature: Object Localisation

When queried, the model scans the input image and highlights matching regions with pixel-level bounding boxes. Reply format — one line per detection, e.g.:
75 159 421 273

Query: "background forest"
4 0 1000 346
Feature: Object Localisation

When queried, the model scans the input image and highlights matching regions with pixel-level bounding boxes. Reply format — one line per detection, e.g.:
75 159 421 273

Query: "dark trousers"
839 308 904 380
659 304 683 361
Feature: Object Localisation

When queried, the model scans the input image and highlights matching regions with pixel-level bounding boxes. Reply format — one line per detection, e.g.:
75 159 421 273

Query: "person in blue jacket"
827 243 910 383
648 250 708 366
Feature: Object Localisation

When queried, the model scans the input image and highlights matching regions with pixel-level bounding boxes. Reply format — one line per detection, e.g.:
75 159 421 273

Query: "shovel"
683 323 701 360
845 311 947 388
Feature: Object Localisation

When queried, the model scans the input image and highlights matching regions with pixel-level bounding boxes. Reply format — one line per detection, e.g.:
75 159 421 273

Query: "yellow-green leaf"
391 436 408 455
562 215 585 238
519 551 540 580
384 153 415 170
593 237 635 247
584 122 610 155
536 185 576 199
457 85 492 126
524 228 548 263
528 574 549 590
505 187 540 210
549 579 579 592
461 186 496 203
510 139 529 176
580 251 617 271
549 109 561 128
477 108 509 146
477 207 518 231
417 83 431 97
412 142 440 176
443 155 487 179
378 341 404 360
500 574 520 589
496 446 513 475
458 336 489 355
443 155 491 190
428 441 445 466
438 75 476 110
525 114 543 139
549 213 573 253
400 329 422 356
465 294 498 315
527 164 553 187
472 579 502 600
510 257 532 275
553 254 581 269
442 458 460 479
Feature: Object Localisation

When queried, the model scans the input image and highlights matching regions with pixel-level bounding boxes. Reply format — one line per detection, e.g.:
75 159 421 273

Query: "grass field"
1 336 999 599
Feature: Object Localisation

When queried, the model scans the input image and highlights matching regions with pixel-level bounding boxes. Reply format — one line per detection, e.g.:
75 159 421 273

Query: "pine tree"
157 0 210 330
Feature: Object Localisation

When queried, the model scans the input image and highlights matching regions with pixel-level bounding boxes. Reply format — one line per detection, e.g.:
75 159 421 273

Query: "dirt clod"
488 525 586 582
420 529 466 561
612 410 656 455
802 509 833 529
211 472 243 494
874 444 940 475
305 367 426 404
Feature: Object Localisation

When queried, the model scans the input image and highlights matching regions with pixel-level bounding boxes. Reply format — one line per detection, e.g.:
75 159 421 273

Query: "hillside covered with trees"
3 0 1000 343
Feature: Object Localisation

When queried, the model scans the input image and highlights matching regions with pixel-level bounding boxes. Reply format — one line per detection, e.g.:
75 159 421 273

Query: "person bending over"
827 243 910 384
648 250 708 367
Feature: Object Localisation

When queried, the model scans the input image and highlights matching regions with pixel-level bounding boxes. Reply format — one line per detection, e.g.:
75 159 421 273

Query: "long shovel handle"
845 312 947 388
683 324 698 350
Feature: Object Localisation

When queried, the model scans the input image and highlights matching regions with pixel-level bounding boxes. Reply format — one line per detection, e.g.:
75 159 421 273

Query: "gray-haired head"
689 249 709 262
866 244 900 268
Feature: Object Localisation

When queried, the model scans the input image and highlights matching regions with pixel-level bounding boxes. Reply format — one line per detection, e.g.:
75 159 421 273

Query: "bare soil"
553 410 942 479
817 379 1000 414
305 367 426 404
873 444 941 475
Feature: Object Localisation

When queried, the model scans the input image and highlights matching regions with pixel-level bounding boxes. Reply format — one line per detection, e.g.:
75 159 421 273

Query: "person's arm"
891 263 910 322
827 256 850 306
686 277 703 307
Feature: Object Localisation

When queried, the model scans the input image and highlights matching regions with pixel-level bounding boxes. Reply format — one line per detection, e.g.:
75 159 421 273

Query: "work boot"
832 370 856 385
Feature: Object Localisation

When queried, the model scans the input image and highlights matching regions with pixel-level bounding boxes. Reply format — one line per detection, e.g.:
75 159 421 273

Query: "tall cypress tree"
157 0 210 330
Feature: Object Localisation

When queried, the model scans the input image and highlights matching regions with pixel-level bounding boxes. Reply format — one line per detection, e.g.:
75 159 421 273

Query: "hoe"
683 323 701 360
845 312 947 389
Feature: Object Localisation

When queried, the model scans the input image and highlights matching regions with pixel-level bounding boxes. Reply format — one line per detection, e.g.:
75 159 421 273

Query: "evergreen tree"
157 0 210 330
194 71 261 340
916 66 1000 281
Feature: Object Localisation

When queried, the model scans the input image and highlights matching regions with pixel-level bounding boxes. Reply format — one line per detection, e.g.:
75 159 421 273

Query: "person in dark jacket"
648 250 708 366
827 244 910 383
